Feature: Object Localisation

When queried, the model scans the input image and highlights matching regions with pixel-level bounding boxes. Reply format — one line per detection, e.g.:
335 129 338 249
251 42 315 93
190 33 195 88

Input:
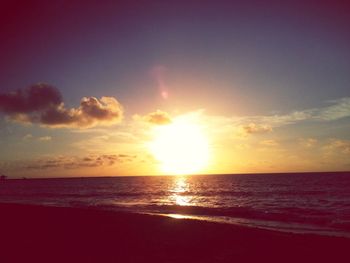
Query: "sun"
149 114 210 175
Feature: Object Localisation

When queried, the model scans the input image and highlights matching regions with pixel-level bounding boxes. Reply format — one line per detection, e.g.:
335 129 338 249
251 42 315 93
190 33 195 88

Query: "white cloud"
299 138 318 148
323 139 350 155
260 139 279 147
231 97 350 130
22 134 33 140
317 97 350 121
38 136 52 141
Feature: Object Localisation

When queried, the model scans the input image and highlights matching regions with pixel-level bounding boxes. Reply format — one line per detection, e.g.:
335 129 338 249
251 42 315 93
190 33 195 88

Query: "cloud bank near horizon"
22 154 137 170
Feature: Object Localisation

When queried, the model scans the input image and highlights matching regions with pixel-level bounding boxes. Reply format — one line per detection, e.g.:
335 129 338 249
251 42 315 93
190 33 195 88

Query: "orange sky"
1 1 350 177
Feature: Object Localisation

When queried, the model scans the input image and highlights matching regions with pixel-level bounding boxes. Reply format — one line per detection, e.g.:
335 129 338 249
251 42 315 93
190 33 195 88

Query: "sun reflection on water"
170 176 192 206
166 213 192 219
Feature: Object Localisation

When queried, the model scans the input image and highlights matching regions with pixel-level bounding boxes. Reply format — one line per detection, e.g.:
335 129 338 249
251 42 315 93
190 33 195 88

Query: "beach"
1 203 349 263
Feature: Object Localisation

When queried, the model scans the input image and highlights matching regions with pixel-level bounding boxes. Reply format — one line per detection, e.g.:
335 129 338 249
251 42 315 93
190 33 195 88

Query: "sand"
1 203 349 263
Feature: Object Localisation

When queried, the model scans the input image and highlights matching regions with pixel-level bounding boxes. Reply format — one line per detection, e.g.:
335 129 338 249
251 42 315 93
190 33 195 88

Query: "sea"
1 172 350 238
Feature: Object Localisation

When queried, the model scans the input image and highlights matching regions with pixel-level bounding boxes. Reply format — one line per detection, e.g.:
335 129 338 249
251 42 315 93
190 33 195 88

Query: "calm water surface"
1 172 350 237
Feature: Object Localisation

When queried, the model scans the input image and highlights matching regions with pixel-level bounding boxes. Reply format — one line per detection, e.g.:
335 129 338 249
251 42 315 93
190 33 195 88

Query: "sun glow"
149 115 210 175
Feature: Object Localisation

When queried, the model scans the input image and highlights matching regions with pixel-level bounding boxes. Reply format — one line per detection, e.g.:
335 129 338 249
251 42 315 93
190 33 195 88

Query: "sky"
0 0 350 178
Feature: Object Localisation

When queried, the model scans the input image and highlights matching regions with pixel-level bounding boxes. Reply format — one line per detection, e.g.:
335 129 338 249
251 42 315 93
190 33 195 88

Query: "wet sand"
1 203 349 263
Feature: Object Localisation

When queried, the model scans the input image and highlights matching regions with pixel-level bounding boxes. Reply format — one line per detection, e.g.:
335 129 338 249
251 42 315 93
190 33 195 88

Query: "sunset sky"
1 0 350 177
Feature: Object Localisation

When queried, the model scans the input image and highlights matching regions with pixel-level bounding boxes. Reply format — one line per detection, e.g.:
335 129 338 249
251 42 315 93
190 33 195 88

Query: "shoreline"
148 212 350 239
3 200 348 239
1 203 350 262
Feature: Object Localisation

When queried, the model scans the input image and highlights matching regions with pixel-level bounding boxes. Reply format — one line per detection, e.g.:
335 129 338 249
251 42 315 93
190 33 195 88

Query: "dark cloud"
118 154 136 158
39 97 123 128
0 84 123 128
143 110 171 125
24 154 137 170
0 83 62 113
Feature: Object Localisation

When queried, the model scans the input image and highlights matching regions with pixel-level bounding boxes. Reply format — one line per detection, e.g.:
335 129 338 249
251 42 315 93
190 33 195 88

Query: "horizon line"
4 170 350 180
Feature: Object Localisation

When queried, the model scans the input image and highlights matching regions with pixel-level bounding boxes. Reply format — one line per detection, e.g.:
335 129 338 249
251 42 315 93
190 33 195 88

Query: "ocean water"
1 172 350 238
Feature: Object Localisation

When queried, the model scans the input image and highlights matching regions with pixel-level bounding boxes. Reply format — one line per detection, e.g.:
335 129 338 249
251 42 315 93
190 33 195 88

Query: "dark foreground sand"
1 203 349 263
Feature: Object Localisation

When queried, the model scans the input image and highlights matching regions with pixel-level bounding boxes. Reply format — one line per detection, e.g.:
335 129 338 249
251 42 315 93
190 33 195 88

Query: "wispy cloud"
316 98 350 121
238 123 272 137
24 154 137 170
260 139 279 147
323 139 350 155
22 134 33 140
21 134 52 142
232 97 350 129
38 136 52 141
298 138 318 148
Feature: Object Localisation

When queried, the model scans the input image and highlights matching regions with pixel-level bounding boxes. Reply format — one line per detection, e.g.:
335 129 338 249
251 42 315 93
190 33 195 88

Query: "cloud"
0 84 124 128
39 96 123 128
22 134 33 140
239 123 272 136
230 97 350 134
0 83 62 113
24 154 137 170
143 110 172 125
235 111 312 131
317 97 350 121
260 139 279 147
38 136 52 141
133 110 172 125
323 139 350 155
22 134 52 141
298 138 318 148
